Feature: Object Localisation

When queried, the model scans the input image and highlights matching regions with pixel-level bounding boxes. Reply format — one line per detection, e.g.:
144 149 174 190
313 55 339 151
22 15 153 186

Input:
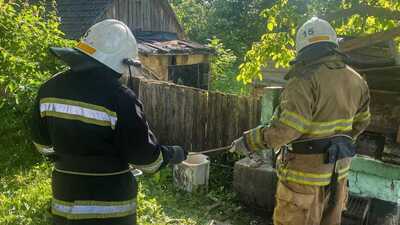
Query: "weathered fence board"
136 79 261 152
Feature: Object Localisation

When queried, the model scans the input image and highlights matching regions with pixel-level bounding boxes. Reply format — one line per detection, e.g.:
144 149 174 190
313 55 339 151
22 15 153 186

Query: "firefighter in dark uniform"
30 19 187 225
230 17 371 225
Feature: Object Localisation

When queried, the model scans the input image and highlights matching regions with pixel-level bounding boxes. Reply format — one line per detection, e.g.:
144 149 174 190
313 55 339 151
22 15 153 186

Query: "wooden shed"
47 0 213 89
55 0 184 40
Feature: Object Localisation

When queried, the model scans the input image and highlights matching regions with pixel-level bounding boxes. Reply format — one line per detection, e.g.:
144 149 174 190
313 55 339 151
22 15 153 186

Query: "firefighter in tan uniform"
230 17 371 225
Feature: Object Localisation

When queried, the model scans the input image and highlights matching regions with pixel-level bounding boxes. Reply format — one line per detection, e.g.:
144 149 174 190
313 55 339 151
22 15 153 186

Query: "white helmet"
296 17 338 53
75 19 139 74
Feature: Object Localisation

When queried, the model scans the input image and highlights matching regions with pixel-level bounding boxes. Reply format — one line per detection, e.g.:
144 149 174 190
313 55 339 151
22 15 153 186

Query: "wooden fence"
136 79 261 152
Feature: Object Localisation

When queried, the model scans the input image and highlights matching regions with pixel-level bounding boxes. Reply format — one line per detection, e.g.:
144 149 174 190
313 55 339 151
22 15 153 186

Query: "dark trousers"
52 171 137 225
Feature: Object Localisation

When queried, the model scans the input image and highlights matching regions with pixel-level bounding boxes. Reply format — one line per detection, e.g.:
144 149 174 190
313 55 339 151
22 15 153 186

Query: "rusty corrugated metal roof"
138 40 213 55
136 32 213 55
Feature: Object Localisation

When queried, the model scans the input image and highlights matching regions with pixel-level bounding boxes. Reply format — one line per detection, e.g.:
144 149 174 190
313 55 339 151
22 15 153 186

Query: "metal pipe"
188 145 233 155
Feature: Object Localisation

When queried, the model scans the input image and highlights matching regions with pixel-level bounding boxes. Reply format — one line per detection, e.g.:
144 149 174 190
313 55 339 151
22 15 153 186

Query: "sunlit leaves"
267 17 276 31
237 0 400 84
0 1 73 113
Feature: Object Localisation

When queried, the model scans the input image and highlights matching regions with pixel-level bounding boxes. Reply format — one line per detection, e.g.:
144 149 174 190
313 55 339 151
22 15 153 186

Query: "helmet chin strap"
123 58 141 91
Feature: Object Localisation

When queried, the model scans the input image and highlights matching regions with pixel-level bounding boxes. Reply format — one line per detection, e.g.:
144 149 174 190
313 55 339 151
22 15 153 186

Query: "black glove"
167 146 188 165
45 152 58 162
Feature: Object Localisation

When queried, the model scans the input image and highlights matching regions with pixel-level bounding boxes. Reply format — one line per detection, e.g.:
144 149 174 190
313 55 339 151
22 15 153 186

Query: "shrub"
0 0 73 118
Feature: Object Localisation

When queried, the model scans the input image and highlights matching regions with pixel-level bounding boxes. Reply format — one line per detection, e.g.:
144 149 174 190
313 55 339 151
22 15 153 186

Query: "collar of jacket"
285 55 346 80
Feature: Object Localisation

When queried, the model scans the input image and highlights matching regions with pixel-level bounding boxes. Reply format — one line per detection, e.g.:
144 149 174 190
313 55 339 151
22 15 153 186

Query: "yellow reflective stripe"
253 127 266 150
277 174 331 186
279 110 353 135
41 111 113 128
338 166 350 174
40 98 116 117
282 111 354 127
52 210 133 220
337 166 350 180
307 126 352 136
282 111 353 127
354 111 371 122
53 198 136 206
76 42 97 55
54 168 131 176
279 118 308 133
277 165 351 186
33 142 52 150
309 35 330 43
247 130 263 151
52 198 136 220
39 98 117 129
247 131 256 150
338 173 348 180
33 142 54 155
280 118 352 136
277 167 331 186
244 126 266 151
278 167 331 179
130 151 163 174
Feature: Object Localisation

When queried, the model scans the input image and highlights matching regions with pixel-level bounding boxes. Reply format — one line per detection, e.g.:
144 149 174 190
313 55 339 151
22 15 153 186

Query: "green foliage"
205 0 272 58
208 37 249 94
238 0 400 84
0 0 73 113
171 0 210 43
170 0 272 93
171 0 272 58
208 38 237 80
0 109 53 225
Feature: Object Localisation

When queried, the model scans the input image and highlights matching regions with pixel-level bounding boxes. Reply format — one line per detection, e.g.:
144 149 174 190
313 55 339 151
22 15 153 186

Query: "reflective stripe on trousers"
52 198 136 220
277 164 350 186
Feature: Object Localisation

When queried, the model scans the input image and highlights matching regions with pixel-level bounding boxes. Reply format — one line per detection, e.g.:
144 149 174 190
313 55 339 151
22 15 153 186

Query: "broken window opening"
168 63 210 90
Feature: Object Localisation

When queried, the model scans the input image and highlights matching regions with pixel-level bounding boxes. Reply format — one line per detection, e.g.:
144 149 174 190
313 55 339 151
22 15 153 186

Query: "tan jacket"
263 55 371 186
264 55 371 149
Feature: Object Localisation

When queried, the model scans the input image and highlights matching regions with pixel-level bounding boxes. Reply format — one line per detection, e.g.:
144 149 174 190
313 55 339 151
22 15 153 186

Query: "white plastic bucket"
173 154 210 193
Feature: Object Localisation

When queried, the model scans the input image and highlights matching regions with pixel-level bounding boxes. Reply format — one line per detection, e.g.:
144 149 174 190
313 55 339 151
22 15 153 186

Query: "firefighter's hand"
229 137 250 156
168 146 188 165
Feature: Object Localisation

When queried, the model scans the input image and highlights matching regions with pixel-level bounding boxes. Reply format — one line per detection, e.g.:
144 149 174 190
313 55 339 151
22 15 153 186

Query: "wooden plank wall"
368 90 400 135
137 79 261 152
103 0 184 37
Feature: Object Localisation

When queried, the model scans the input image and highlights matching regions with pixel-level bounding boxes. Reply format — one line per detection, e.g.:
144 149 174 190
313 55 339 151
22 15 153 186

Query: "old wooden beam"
339 26 400 52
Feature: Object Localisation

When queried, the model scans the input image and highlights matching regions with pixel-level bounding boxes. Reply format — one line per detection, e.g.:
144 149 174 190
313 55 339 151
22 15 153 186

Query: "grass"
0 113 267 225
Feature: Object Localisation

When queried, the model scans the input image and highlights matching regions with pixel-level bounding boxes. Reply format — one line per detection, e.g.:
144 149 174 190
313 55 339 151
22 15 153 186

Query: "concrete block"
349 155 400 203
233 153 277 213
